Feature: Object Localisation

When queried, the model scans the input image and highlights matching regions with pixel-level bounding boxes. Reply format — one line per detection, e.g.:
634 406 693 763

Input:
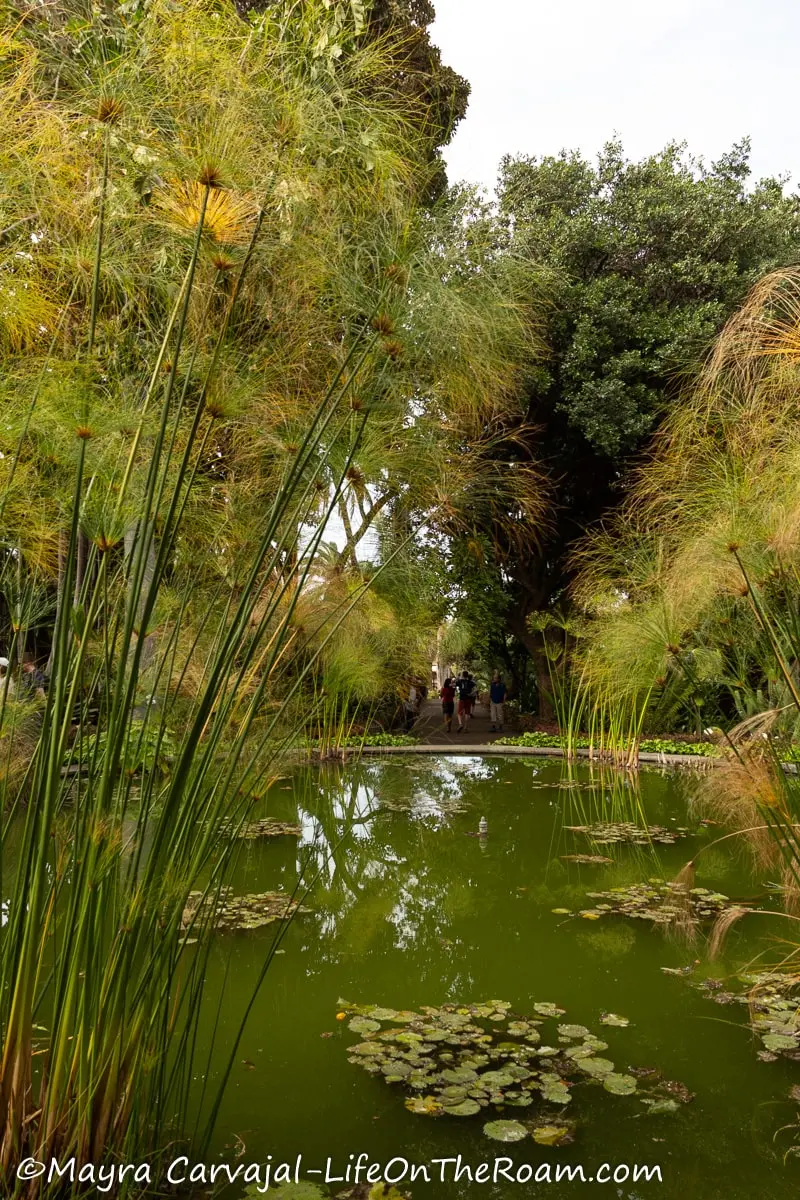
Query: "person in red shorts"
456 671 477 733
439 676 456 732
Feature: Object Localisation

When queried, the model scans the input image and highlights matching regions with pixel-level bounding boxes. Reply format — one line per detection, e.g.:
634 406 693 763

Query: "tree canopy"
450 140 800 707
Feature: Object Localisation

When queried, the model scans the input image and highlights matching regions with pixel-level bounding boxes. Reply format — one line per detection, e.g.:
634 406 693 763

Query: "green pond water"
188 754 800 1200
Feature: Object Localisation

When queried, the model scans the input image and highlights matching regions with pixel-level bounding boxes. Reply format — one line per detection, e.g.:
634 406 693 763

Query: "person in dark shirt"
21 660 49 699
489 671 507 732
456 672 477 733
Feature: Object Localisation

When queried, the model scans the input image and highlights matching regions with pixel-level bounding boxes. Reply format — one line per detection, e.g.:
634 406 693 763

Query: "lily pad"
762 1033 799 1051
533 1002 566 1017
578 1056 615 1077
533 1124 571 1145
181 888 310 933
369 1007 398 1021
600 1013 630 1027
565 822 690 845
221 818 302 841
561 854 613 865
603 1073 637 1095
337 997 663 1144
483 1119 528 1142
441 1066 479 1084
443 1099 481 1116
348 1017 381 1035
404 1095 442 1115
558 1024 590 1039
567 882 748 931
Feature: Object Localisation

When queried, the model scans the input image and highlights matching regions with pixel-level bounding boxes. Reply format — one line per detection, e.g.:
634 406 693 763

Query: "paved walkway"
411 698 514 746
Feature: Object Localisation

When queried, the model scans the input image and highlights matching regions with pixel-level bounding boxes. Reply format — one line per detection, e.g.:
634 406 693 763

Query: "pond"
195 755 799 1198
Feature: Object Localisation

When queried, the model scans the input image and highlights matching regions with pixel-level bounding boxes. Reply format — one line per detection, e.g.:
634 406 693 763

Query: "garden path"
412 697 516 746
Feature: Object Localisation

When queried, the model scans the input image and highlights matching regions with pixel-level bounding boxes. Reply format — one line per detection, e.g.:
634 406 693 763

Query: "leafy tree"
469 139 800 713
234 0 469 195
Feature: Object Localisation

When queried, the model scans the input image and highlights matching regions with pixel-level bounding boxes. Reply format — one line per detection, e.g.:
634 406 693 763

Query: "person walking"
456 671 477 733
489 670 507 733
403 680 421 732
0 657 14 699
439 676 456 733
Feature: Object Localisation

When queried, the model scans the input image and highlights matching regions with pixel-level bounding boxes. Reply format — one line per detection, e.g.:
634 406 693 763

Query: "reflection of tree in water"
289 759 502 975
551 762 673 886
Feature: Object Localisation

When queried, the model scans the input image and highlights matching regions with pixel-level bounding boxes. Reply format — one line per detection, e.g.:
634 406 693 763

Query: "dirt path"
411 698 515 746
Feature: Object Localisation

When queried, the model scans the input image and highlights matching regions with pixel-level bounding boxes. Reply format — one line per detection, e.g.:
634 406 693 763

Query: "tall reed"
0 0 434 1186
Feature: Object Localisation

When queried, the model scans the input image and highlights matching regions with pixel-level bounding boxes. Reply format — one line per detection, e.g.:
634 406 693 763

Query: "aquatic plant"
0 0 460 1181
336 998 692 1142
554 883 751 928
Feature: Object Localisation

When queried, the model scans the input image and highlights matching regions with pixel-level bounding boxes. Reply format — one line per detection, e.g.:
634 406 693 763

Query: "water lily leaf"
381 1059 411 1077
762 1033 799 1051
579 911 601 920
350 1042 383 1057
348 1017 381 1035
405 1095 442 1115
443 1099 481 1116
533 1003 566 1017
368 1007 398 1021
542 1083 572 1104
551 908 572 915
533 1124 570 1145
564 1044 596 1060
578 1056 614 1076
480 1070 516 1087
603 1073 637 1095
483 1119 528 1142
599 1013 629 1027
441 1067 478 1084
558 1024 590 1039
561 854 613 865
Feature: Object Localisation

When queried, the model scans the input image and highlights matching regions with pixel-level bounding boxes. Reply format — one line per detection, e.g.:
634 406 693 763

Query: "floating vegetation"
560 854 613 865
336 999 689 1142
181 888 310 933
678 970 800 1063
555 883 750 928
220 818 302 840
565 822 690 845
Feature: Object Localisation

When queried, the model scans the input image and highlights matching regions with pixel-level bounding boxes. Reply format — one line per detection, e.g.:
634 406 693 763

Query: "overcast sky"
431 0 800 193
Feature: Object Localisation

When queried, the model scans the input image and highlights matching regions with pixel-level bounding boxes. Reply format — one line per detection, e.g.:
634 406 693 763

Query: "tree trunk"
507 602 556 721
530 641 555 723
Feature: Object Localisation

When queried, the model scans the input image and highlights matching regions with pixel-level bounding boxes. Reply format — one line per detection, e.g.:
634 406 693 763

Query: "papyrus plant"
0 0 435 1187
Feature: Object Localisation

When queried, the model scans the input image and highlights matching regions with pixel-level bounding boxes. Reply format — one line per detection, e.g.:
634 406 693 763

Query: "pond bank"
356 743 724 767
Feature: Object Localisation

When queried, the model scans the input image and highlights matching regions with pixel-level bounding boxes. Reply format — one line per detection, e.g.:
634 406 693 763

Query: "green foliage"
495 731 721 758
0 0 466 1178
500 138 800 457
449 140 800 707
65 719 178 776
